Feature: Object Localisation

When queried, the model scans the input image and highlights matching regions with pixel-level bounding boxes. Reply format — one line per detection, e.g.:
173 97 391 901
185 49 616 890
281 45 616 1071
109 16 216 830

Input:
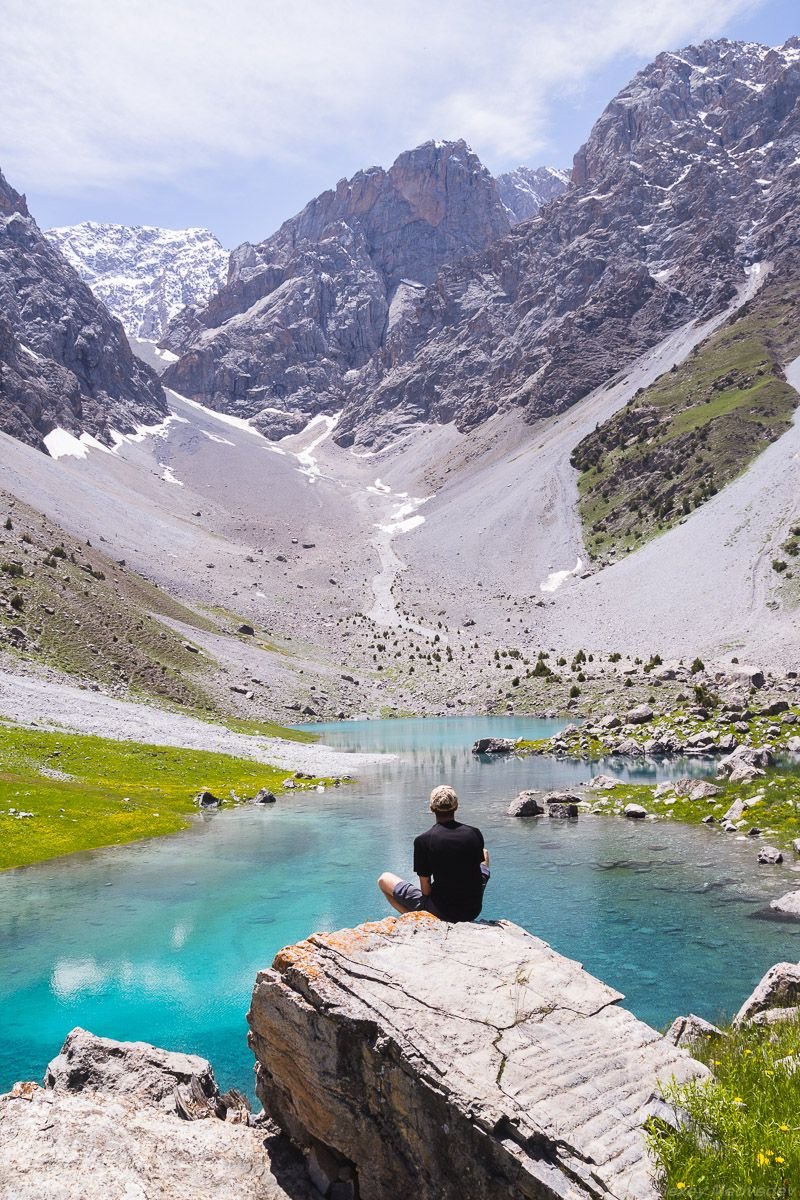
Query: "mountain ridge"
333 36 800 448
160 140 559 437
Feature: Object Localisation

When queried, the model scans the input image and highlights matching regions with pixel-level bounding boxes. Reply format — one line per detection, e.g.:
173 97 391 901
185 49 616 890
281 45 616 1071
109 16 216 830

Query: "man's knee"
377 872 395 896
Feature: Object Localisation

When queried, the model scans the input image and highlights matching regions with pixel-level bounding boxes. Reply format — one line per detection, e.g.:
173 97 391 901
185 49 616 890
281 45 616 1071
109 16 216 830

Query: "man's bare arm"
418 875 432 896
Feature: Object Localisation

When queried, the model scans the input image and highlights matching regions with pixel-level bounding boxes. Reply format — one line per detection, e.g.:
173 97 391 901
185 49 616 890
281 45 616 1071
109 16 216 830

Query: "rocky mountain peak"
496 165 570 223
229 138 511 291
161 139 513 430
45 222 229 340
574 37 800 187
0 168 29 218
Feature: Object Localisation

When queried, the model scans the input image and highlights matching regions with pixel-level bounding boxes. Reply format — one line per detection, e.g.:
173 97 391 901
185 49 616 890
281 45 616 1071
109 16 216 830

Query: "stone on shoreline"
627 704 653 724
251 788 277 805
757 846 783 865
665 1014 725 1048
194 790 222 809
624 804 648 819
735 962 800 1025
717 745 773 784
687 781 721 801
548 801 579 818
248 915 706 1200
507 790 544 817
589 774 619 790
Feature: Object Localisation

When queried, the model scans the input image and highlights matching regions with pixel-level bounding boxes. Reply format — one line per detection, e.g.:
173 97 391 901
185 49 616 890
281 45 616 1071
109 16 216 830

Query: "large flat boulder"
248 915 706 1200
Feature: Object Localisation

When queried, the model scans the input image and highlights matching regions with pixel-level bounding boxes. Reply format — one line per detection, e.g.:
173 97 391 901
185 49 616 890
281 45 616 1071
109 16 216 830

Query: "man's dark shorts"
392 865 490 919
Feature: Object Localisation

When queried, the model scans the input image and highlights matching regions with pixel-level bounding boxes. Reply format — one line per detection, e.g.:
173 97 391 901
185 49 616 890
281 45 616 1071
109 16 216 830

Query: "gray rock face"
0 170 167 452
334 37 800 448
735 961 800 1025
43 1027 216 1109
757 845 784 865
248 915 706 1200
162 140 512 431
45 222 229 341
0 1028 311 1200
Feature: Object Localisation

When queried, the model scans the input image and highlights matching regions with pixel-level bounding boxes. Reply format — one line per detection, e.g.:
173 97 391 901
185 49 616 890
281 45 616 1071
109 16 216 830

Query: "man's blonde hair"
429 784 458 813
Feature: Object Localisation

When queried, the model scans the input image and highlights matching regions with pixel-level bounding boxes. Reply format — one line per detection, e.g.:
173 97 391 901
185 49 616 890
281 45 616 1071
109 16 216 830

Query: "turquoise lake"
2 715 800 1099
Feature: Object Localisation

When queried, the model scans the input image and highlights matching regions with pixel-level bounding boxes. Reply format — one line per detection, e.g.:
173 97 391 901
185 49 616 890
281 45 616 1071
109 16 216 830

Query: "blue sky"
1 0 797 249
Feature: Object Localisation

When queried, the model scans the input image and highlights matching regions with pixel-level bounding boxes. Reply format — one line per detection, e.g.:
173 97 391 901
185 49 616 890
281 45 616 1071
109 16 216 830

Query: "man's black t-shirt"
413 819 485 922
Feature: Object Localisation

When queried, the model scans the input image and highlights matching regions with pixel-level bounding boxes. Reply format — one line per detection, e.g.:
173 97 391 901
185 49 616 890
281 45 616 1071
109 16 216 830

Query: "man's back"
413 819 485 922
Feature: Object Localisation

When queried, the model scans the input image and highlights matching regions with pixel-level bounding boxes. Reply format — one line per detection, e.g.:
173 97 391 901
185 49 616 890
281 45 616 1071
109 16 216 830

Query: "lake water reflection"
2 715 799 1098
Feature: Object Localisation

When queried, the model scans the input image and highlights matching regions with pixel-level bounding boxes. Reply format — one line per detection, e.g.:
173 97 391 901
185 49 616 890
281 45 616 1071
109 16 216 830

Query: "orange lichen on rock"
272 913 439 976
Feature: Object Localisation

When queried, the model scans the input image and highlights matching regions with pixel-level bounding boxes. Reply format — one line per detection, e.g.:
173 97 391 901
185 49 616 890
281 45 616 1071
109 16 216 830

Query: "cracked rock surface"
248 914 707 1200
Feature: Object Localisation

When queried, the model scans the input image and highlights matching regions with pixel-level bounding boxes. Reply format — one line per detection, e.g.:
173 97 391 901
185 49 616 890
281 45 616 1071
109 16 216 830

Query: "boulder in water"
471 737 517 755
507 791 544 817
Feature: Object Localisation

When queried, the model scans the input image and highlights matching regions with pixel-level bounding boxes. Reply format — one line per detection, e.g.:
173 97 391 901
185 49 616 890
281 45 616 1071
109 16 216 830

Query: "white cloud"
0 0 765 193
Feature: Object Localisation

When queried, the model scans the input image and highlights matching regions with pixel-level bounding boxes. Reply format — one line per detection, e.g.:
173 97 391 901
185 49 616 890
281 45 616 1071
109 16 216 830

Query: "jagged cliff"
0 170 167 453
333 38 800 447
45 222 229 341
160 140 513 436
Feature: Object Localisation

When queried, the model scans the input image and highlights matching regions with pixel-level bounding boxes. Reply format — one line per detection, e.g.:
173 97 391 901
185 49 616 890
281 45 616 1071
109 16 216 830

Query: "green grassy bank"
0 723 323 870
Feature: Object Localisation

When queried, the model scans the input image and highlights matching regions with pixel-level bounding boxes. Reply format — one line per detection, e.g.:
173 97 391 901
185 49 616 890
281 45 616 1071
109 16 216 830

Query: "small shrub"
9 593 24 611
1 561 23 578
690 657 705 674
4 517 11 531
772 559 788 573
569 684 580 698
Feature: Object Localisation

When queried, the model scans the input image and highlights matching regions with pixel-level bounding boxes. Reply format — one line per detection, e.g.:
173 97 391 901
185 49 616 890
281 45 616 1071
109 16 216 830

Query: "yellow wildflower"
744 1049 753 1056
765 1069 774 1076
779 1124 790 1132
676 1185 687 1192
733 1096 745 1104
776 1156 785 1164
756 1151 769 1167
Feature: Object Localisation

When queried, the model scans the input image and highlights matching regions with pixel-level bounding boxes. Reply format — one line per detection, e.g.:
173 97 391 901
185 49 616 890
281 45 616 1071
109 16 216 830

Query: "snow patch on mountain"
45 222 229 340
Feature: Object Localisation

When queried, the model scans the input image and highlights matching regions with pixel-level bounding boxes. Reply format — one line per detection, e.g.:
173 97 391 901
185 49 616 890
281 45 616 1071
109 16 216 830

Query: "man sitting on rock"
378 785 490 922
